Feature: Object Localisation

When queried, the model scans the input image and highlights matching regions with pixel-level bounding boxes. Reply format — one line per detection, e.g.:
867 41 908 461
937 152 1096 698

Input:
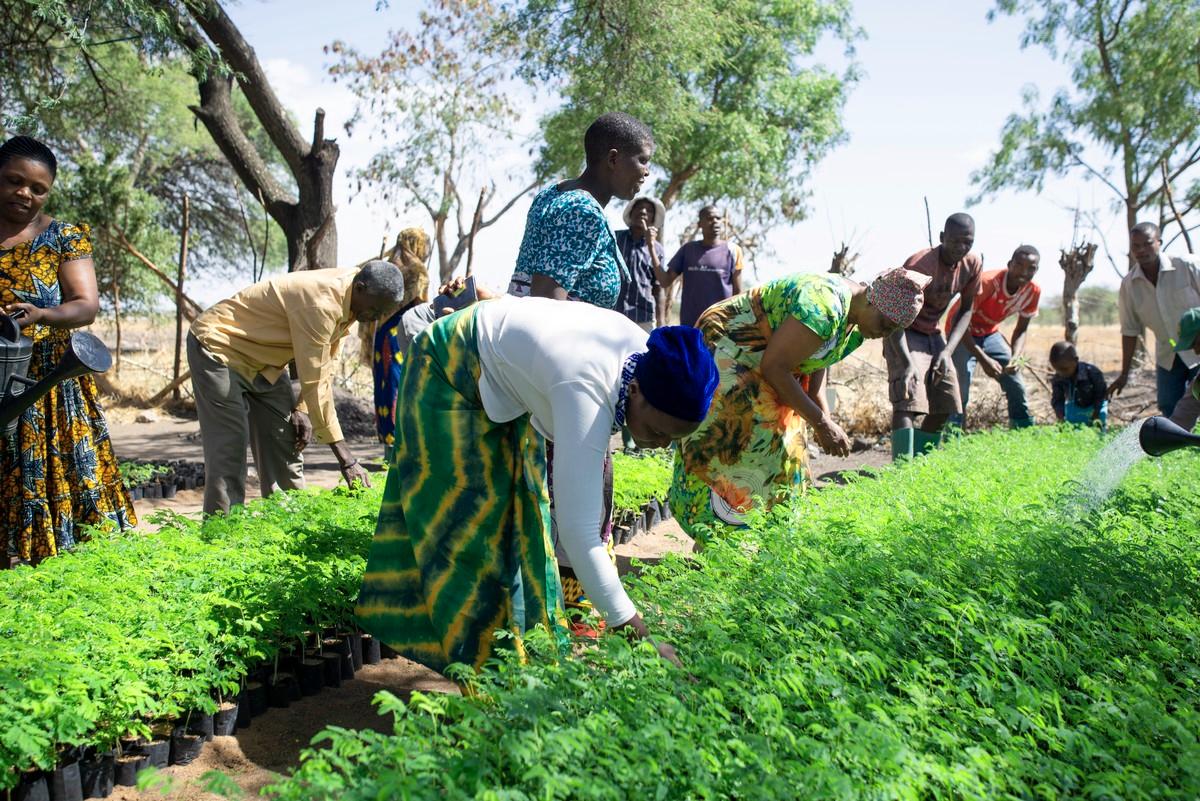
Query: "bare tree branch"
1162 160 1194 253
1069 150 1126 200
186 0 310 173
188 71 296 218
479 180 537 229
111 227 205 319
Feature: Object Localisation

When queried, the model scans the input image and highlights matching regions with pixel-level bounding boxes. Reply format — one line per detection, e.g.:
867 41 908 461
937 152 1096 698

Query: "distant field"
86 316 1153 435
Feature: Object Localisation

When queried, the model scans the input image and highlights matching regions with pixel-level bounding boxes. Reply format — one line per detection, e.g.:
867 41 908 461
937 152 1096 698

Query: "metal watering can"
1138 415 1200 457
0 311 113 437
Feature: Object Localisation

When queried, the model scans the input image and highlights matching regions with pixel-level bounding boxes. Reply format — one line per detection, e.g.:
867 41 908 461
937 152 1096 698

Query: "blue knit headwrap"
634 326 719 422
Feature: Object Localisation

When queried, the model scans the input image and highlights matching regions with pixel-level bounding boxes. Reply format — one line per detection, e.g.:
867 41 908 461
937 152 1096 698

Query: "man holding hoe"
884 212 982 459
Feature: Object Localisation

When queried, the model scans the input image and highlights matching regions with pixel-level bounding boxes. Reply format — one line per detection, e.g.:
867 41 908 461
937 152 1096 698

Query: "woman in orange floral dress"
0 136 135 564
670 269 930 541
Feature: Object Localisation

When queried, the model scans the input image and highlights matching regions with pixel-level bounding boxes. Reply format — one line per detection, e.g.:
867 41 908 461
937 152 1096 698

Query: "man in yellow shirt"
188 261 404 514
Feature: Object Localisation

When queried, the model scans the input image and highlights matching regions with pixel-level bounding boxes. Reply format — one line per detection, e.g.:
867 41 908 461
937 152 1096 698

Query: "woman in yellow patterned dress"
670 268 930 541
0 136 135 564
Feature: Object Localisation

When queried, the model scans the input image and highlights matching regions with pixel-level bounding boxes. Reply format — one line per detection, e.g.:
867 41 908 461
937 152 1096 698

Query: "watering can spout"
0 313 113 435
1138 415 1200 457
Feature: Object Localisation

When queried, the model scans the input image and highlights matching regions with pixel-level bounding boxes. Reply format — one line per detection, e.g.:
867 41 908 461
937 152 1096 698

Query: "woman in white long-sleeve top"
355 296 718 672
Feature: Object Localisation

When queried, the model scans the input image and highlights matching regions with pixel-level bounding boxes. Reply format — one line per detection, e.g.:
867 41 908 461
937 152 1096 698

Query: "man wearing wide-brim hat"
613 195 668 332
1169 306 1200 429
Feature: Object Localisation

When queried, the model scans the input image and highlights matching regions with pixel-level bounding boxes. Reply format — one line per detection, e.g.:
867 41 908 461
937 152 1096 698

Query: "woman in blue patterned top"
507 112 654 308
506 112 655 619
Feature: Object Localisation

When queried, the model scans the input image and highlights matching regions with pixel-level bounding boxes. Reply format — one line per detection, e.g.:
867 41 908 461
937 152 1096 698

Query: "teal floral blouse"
507 185 627 309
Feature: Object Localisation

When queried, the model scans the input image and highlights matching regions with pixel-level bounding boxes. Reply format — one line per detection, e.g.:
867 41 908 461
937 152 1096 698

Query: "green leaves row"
0 486 381 789
611 449 673 515
271 428 1200 800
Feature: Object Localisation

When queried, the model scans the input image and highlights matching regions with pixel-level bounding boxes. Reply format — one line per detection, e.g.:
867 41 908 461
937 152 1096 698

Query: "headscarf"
359 227 432 369
634 326 719 423
866 268 932 329
391 227 431 305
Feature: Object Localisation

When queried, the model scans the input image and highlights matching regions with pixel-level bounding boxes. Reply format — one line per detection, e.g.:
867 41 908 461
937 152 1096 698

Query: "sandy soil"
107 657 456 801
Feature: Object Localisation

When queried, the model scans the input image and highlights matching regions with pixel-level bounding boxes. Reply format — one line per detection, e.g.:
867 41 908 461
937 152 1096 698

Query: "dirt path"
109 657 457 801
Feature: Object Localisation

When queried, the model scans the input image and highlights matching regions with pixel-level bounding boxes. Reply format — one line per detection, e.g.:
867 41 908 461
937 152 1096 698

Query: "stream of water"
1065 419 1148 516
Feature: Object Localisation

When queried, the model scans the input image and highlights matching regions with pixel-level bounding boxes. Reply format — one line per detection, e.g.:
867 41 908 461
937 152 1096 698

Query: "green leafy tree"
971 0 1200 253
328 0 537 281
1037 284 1119 328
0 1 177 129
4 39 288 320
507 0 859 255
6 1 351 273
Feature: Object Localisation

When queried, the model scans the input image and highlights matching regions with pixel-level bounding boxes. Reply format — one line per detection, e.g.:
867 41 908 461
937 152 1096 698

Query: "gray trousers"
187 333 304 515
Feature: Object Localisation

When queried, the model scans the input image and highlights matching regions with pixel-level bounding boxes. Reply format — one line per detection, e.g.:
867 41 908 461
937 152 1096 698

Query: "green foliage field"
0 487 379 787
269 428 1200 800
611 450 673 514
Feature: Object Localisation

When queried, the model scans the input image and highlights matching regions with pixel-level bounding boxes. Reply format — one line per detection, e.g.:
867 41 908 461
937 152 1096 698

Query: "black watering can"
0 311 113 437
1138 415 1200 457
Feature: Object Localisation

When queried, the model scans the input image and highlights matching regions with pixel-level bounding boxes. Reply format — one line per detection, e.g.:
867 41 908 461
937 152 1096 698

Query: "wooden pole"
112 227 204 319
173 194 190 402
923 196 933 248
148 370 192 407
465 186 486 277
112 275 122 376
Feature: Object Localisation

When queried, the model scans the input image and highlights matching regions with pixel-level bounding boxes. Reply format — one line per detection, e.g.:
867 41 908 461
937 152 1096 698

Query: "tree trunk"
177 2 339 272
660 164 698 210
174 195 190 402
433 215 451 282
1059 243 1097 343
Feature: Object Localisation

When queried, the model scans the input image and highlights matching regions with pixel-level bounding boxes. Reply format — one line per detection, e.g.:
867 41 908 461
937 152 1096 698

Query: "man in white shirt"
1109 222 1200 426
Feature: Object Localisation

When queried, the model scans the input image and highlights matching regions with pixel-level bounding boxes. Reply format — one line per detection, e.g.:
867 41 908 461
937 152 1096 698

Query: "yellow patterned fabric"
0 220 136 563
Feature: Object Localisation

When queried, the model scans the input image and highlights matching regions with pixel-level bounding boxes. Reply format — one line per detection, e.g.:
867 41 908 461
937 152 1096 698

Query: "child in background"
1049 341 1108 429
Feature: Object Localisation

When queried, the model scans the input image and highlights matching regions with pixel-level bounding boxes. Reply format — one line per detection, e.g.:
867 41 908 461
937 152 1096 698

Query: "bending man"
884 213 982 459
189 261 404 514
947 244 1041 430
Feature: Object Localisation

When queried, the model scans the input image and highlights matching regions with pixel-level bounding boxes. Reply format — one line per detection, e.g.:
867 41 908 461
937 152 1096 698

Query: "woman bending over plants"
355 297 717 671
670 269 930 540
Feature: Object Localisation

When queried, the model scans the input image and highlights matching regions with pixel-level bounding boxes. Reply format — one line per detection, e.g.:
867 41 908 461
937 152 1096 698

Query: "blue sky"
209 0 1151 303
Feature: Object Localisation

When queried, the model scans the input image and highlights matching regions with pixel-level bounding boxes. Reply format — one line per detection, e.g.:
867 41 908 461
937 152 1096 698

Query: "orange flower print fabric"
669 273 863 541
0 220 136 563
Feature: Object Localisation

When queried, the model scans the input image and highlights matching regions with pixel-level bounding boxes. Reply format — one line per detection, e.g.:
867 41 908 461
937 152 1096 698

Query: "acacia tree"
971 0 1200 252
5 0 324 276
328 0 536 281
508 0 859 254
0 0 176 126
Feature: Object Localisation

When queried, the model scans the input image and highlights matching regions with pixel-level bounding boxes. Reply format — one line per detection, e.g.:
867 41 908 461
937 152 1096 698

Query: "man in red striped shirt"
945 244 1041 430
